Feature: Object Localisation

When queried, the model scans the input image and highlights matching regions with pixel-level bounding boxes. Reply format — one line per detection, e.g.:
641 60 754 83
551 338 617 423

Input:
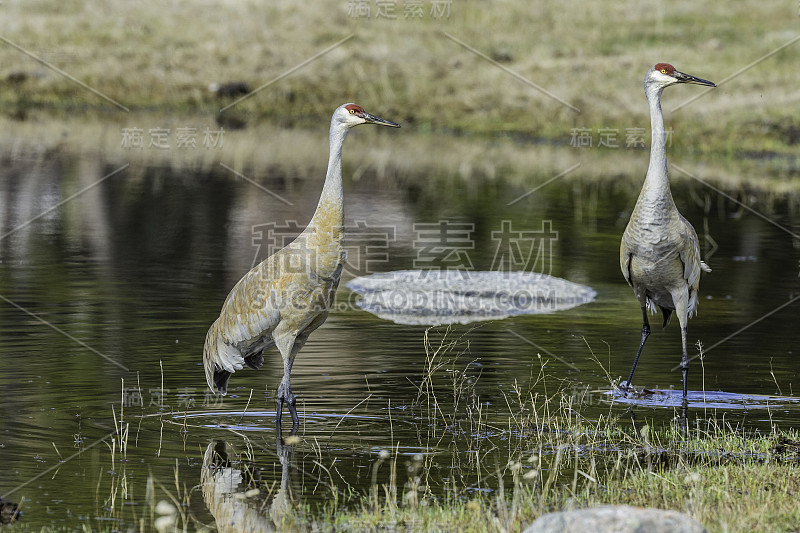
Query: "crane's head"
645 63 716 91
332 103 400 129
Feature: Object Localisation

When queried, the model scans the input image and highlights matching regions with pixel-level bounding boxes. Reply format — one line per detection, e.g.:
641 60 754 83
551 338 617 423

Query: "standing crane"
620 63 715 403
203 103 399 429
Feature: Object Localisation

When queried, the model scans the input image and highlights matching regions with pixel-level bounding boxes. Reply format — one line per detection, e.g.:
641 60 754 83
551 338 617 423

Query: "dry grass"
126 329 800 533
1 0 798 159
315 330 800 532
1 113 797 197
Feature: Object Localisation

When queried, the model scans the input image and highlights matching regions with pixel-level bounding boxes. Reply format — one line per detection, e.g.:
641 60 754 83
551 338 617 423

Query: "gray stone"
524 505 706 533
346 270 596 326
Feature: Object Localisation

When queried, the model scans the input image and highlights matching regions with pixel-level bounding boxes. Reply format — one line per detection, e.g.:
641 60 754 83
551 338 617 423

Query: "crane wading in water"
203 103 399 428
620 63 715 403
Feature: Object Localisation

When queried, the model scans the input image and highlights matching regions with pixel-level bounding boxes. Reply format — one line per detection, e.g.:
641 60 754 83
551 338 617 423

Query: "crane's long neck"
640 85 674 205
308 121 347 241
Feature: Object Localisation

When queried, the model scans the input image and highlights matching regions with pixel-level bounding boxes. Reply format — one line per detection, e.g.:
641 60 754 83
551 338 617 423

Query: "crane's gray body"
621 184 705 325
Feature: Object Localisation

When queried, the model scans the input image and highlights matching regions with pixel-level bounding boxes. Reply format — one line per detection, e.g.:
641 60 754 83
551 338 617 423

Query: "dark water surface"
1 148 799 530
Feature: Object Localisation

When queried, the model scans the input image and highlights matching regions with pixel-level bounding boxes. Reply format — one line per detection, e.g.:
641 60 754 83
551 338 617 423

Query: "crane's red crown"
345 104 365 115
654 63 675 75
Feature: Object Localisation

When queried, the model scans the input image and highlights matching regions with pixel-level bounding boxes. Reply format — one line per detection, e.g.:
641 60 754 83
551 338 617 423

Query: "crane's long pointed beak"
361 112 400 128
674 70 716 87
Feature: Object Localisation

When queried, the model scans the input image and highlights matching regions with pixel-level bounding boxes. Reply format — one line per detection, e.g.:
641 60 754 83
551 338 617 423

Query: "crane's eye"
660 68 667 74
349 109 356 114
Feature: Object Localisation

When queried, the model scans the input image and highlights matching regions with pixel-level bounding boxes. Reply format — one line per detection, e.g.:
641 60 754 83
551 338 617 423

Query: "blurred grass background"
0 0 798 182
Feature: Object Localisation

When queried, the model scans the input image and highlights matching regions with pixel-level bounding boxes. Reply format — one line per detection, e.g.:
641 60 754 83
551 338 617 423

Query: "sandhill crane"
620 63 715 403
204 103 399 428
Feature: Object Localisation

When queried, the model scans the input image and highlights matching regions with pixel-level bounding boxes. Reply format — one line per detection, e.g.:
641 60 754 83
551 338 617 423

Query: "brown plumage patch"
654 63 675 75
345 103 364 115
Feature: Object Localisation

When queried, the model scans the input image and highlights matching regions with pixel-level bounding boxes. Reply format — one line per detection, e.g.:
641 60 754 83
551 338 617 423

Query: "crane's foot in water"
617 380 641 397
276 382 300 434
616 381 656 399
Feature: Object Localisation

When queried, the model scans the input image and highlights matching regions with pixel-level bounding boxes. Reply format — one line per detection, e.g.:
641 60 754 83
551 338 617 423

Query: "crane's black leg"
276 389 285 434
276 332 306 433
287 392 299 428
276 374 299 434
622 306 650 394
679 325 690 403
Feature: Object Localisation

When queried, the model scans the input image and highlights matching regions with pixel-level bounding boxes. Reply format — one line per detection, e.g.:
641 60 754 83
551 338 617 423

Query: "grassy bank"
10 409 800 532
321 458 800 532
1 0 799 159
302 351 800 533
167 332 800 532
191 378 800 532
2 115 798 196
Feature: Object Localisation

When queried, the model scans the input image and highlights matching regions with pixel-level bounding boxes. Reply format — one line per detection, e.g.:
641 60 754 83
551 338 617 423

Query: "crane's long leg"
276 365 299 431
623 306 650 393
275 331 311 433
274 334 300 432
673 291 691 406
679 320 690 404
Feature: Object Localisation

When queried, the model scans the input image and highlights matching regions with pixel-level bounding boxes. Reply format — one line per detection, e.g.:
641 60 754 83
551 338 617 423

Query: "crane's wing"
217 260 284 345
677 215 709 292
620 228 635 287
677 215 711 317
203 256 284 394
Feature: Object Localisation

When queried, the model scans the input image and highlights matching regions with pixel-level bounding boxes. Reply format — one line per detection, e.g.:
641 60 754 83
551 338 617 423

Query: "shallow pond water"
0 147 799 529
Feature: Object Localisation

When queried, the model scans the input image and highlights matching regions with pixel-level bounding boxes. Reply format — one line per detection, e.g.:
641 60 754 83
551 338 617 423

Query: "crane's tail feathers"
701 261 712 273
244 352 264 370
203 319 245 395
659 306 673 328
213 369 232 395
646 299 676 327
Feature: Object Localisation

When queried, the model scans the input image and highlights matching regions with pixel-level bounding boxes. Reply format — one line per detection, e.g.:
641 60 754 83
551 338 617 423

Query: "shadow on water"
1 147 799 528
202 439 295 533
0 497 21 525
